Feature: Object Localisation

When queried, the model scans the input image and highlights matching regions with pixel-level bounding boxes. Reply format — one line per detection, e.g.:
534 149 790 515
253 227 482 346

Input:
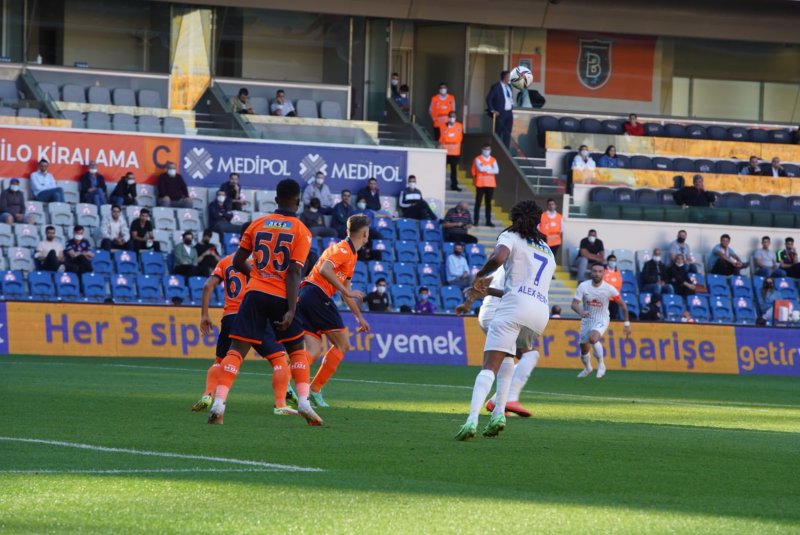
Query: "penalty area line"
0 468 288 475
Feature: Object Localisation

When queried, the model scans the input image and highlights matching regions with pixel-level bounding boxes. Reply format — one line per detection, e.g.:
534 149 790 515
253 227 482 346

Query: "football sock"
204 358 223 397
271 355 290 408
289 350 311 407
593 342 605 364
311 346 344 393
213 350 242 404
508 351 539 402
581 352 592 369
467 369 495 426
492 357 515 418
487 357 515 405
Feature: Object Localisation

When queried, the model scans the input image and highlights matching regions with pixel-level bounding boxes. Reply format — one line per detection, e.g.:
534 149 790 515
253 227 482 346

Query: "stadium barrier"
0 303 797 376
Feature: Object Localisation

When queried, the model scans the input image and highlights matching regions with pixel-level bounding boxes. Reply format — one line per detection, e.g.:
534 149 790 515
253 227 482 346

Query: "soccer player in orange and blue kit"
297 214 371 408
208 179 322 425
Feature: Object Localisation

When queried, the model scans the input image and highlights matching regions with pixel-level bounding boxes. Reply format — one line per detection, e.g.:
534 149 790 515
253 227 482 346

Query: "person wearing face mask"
100 204 130 251
603 254 623 319
0 178 33 225
575 229 605 282
79 161 107 208
208 189 240 236
64 225 94 275
641 248 674 295
110 172 138 206
35 225 65 271
667 230 700 274
302 171 334 214
300 197 338 238
393 84 410 115
157 162 192 208
389 73 401 98
414 286 435 314
398 175 437 220
439 112 464 191
571 145 596 172
195 229 221 277
471 144 499 227
757 278 780 324
270 89 297 117
446 242 472 289
486 70 514 147
366 277 392 312
667 254 696 297
539 199 562 259
172 231 201 278
429 82 455 140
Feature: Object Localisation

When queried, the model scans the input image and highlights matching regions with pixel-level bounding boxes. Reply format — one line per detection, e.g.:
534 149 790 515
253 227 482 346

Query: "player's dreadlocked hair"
505 199 547 244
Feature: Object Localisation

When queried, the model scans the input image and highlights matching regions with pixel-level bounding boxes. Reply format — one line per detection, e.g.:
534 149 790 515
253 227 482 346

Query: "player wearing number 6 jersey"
208 179 322 426
455 200 555 441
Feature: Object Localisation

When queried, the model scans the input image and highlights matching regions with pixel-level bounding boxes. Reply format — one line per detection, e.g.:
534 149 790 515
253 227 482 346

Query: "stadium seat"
590 187 614 203
707 125 727 140
222 233 240 254
775 278 799 300
727 127 748 141
748 128 769 143
635 250 651 272
440 286 463 311
417 264 441 286
111 274 136 302
0 223 12 247
662 294 685 319
620 292 639 316
112 113 137 131
86 111 111 130
229 211 250 226
635 189 659 205
783 164 800 178
163 116 186 135
0 106 15 116
687 294 710 321
351 262 368 285
391 284 416 309
163 275 188 302
559 116 579 132
734 297 756 324
140 251 166 276
9 247 34 271
638 293 654 311
651 157 673 171
706 274 729 297
418 242 440 264
629 156 653 170
694 159 715 173
395 240 418 262
688 273 706 288
319 101 343 119
664 124 686 138
91 250 113 274
673 158 694 172
717 192 745 209
393 263 417 285
81 272 107 301
421 220 442 242
28 271 55 300
714 160 738 175
658 190 675 206
0 79 19 104
138 90 163 108
59 181 80 204
294 99 317 118
137 275 163 303
18 107 40 119
368 261 392 283
77 203 100 227
579 118 602 133
372 217 395 235
133 185 155 207
114 250 138 275
38 82 58 101
24 201 45 225
153 207 177 231
395 219 419 240
188 276 206 303
643 123 663 136
601 120 623 134
137 115 161 133
1 270 25 299
14 224 39 248
62 84 86 103
730 276 753 299
47 202 74 226
769 129 791 143
685 125 707 139
54 271 81 301
112 88 136 106
371 239 393 261
177 208 202 232
62 110 85 128
613 188 636 203
711 298 733 323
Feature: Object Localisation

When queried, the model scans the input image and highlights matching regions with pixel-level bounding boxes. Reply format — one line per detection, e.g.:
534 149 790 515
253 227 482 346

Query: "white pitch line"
0 468 286 475
0 437 323 473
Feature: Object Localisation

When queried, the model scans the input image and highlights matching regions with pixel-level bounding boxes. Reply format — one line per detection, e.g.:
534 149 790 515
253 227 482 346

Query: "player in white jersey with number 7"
571 263 632 378
455 200 555 441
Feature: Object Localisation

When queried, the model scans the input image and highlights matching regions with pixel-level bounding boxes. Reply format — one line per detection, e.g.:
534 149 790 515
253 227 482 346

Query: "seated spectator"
667 229 700 273
35 225 64 271
446 242 472 289
414 287 435 314
604 254 623 319
270 89 296 117
231 87 254 114
353 196 390 226
357 178 382 211
300 197 338 238
571 145 595 171
540 199 562 258
641 248 674 295
768 157 787 178
754 236 786 278
302 172 334 214
777 237 800 278
708 233 743 276
739 156 763 176
172 230 200 277
623 113 644 136
130 208 160 252
208 189 240 235
157 163 192 208
393 84 410 114
442 201 478 243
100 204 130 251
110 172 138 206
639 292 663 321
550 305 561 318
0 178 32 224
219 173 248 211
597 145 623 168
667 254 696 297
195 229 221 277
30 158 65 203
78 161 108 208
674 174 715 208
757 278 780 323
366 278 391 312
331 189 354 238
64 225 93 275
397 175 436 220
574 229 604 282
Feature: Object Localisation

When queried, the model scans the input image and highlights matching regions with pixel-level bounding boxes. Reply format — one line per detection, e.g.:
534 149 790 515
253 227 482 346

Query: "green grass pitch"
1 355 799 534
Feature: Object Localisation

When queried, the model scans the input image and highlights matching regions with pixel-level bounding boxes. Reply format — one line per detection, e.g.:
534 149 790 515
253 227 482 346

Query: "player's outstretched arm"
320 260 363 302
618 299 632 337
200 274 222 336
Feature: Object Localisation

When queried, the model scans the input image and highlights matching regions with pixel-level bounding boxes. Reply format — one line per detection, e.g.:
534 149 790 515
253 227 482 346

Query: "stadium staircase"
513 156 566 197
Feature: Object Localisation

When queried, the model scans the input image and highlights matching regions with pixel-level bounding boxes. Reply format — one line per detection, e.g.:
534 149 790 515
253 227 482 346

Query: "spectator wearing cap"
300 197 338 238
302 172 334 214
446 242 472 289
30 159 65 203
0 178 32 224
172 231 200 278
157 162 192 208
78 161 108 208
231 87 253 114
110 172 138 206
366 278 392 312
674 175 715 208
35 225 64 271
442 202 478 244
414 287 435 314
64 225 94 275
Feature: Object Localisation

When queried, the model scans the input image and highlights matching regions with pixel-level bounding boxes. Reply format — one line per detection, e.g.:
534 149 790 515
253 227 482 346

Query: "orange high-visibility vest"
471 155 498 188
540 211 562 247
429 94 456 129
439 122 463 156
604 269 622 302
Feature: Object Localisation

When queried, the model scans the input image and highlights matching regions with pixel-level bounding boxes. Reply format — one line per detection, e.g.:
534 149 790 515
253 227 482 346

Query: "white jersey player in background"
455 200 554 441
571 263 632 378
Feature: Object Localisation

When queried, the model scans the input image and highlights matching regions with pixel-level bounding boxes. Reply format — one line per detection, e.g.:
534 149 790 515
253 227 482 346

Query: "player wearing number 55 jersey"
456 200 555 441
209 179 322 426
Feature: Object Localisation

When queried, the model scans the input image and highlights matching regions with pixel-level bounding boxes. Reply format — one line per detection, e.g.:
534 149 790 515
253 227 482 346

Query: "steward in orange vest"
471 144 498 227
439 111 464 191
539 199 563 257
429 82 455 140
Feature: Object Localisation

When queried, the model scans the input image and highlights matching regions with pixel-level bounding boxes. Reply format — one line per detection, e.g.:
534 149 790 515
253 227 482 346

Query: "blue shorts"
218 314 283 360
230 290 305 348
297 283 345 339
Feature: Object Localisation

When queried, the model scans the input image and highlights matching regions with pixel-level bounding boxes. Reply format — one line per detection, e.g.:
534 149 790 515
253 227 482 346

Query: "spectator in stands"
623 113 644 136
442 201 477 244
754 236 786 278
366 278 391 312
393 84 410 115
231 87 254 114
353 195 389 225
172 231 200 278
398 175 436 220
331 190 354 238
472 143 498 227
430 82 455 140
100 204 130 251
667 229 700 273
195 229 221 277
597 145 623 168
550 305 561 318
270 89 297 117
540 199 562 258
446 243 472 289
757 278 780 323
220 173 248 211
64 225 93 275
768 157 787 178
208 189 239 235
639 292 663 321
390 72 401 97
78 161 108 208
739 156 763 176
130 208 160 252
35 225 64 272
110 172 137 206
708 233 743 276
414 286 435 314
667 254 696 297
575 229 605 282
357 177 382 211
302 172 334 214
777 237 800 278
30 159 65 203
674 175 715 208
0 178 32 224
440 111 464 191
571 145 596 171
300 197 337 238
157 163 192 208
603 254 623 319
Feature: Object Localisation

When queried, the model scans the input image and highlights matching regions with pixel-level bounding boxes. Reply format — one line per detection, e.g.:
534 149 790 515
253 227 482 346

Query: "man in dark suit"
486 70 514 147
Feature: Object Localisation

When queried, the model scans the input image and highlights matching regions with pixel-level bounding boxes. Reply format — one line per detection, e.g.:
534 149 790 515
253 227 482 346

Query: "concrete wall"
406 146 447 216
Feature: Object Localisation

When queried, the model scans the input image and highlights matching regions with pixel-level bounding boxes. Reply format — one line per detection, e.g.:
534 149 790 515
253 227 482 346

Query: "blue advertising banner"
181 138 407 196
735 326 800 376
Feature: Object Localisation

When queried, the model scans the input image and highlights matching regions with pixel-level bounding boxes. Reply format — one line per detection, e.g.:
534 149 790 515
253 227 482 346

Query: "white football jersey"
494 230 555 310
573 280 619 324
478 265 506 324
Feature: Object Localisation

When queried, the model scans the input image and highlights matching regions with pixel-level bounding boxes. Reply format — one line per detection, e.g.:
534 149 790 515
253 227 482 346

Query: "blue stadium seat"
687 294 710 321
114 250 138 275
417 264 441 286
395 240 418 262
711 296 733 323
442 241 455 257
371 239 394 261
707 125 727 140
28 271 54 300
748 128 769 143
643 123 663 136
727 127 748 141
212 286 224 307
734 299 756 324
418 242 440 264
730 276 753 299
658 190 675 205
613 188 636 203
391 284 416 309
639 292 654 309
321 237 337 250
590 187 614 203
140 251 166 276
662 294 685 320
580 118 602 133
769 129 791 143
1 270 25 299
775 278 799 300
91 250 113 275
744 194 765 211
688 273 706 287
559 116 579 132
752 275 765 294
368 261 392 283
706 274 729 297
635 189 659 205
537 115 559 133
111 274 136 302
352 262 368 285
686 125 707 139
466 244 487 267
395 219 419 240
82 273 107 301
188 276 206 303
715 160 738 175
764 195 788 212
163 275 188 302
694 159 714 173
630 156 653 170
717 193 745 210
372 217 395 237
440 286 463 311
664 124 687 138
223 233 240 254
673 158 694 172
620 270 637 294
421 220 442 242
651 157 673 171
393 263 417 285
601 120 623 134
621 292 639 317
137 275 163 303
55 272 81 301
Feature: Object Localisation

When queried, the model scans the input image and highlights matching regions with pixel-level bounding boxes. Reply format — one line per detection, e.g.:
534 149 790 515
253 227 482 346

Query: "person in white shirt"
446 242 471 288
769 157 788 178
100 204 130 251
571 145 596 171
571 264 632 379
35 225 65 271
30 159 65 203
270 89 296 117
454 200 554 441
